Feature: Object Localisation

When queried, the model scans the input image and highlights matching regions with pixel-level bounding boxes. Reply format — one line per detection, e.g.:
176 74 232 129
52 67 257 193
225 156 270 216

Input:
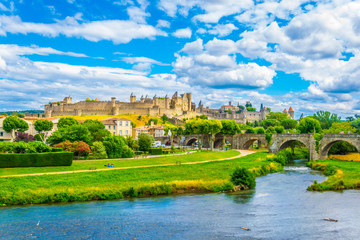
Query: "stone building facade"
45 92 196 118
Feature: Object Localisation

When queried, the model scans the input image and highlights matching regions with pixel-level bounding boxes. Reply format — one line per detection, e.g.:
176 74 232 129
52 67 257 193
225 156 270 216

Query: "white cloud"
156 19 170 28
121 56 169 65
207 23 238 37
0 15 167 44
172 27 192 38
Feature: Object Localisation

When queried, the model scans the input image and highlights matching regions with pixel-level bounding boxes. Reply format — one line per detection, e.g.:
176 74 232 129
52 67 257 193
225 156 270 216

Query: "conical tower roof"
288 106 294 112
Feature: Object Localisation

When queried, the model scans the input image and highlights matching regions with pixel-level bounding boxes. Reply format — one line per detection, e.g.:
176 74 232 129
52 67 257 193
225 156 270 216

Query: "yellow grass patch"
329 153 360 162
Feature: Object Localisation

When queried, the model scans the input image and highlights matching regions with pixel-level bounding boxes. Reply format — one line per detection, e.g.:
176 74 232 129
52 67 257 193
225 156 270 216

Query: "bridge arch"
243 139 260 149
186 138 198 146
278 139 308 151
320 139 360 159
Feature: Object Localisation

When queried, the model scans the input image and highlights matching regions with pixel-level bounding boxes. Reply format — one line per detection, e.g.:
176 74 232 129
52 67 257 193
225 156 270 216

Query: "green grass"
307 160 360 191
0 152 282 206
0 150 240 176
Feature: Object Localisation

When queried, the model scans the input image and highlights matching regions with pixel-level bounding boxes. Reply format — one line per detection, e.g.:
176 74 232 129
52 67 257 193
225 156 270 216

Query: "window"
119 130 122 135
0 132 3 136
113 126 115 130
125 130 128 136
126 121 129 126
119 121 122 126
108 125 110 130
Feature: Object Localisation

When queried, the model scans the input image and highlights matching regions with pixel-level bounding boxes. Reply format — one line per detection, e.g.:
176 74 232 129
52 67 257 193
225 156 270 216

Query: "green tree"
230 167 256 189
90 141 108 159
82 119 110 143
254 127 265 134
164 125 179 146
246 107 256 112
245 128 255 134
47 125 91 145
138 133 154 151
261 119 279 129
351 118 360 133
160 114 169 123
298 117 321 134
346 116 355 122
267 112 289 122
3 116 29 140
312 111 341 129
58 117 80 129
220 120 240 149
208 119 222 151
34 119 54 143
102 135 127 158
274 126 285 134
323 122 356 134
281 119 298 130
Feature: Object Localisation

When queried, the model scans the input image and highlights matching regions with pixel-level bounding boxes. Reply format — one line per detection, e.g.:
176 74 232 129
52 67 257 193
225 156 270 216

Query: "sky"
0 0 360 119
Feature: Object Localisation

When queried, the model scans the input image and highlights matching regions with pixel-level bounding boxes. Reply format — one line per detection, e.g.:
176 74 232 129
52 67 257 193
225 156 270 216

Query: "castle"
45 92 195 118
45 93 294 124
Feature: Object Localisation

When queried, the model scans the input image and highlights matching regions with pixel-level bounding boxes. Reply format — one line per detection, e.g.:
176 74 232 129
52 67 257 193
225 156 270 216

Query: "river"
1 160 360 240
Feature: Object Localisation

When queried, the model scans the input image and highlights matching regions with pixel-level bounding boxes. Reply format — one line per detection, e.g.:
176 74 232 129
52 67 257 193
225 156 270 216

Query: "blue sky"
0 0 360 118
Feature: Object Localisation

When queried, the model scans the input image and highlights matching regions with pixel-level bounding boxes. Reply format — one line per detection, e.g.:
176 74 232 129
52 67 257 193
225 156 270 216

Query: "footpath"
1 150 257 178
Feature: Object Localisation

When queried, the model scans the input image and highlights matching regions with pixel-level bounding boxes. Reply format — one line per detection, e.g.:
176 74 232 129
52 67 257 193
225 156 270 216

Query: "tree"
281 119 298 130
208 119 222 151
254 127 265 134
57 117 80 129
238 105 245 110
12 112 25 118
323 122 356 134
351 118 360 133
346 116 355 122
47 125 91 145
245 102 252 108
312 111 341 129
220 120 240 149
274 126 285 134
3 116 29 140
161 114 169 123
246 107 256 112
34 119 54 143
267 112 289 122
82 119 110 143
138 133 154 152
15 132 35 142
261 119 279 129
102 135 127 158
245 128 255 134
164 125 179 146
185 119 208 150
298 117 321 134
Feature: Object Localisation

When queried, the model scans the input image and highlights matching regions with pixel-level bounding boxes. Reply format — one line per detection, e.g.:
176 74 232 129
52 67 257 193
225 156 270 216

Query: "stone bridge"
156 133 360 160
269 134 360 160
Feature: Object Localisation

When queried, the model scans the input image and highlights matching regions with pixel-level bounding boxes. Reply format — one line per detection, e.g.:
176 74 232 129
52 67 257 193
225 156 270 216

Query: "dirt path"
1 150 257 178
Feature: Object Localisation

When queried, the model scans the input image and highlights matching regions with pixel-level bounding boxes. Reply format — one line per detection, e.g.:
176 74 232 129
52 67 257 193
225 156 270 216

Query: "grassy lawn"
0 150 240 176
0 152 281 205
307 159 360 191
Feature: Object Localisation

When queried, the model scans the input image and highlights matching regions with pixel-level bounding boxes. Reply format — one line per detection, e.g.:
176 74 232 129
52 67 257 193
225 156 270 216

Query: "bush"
14 132 36 142
11 141 36 153
245 128 255 134
138 133 154 152
103 135 127 158
28 142 52 153
0 152 73 168
89 141 107 159
122 145 134 158
230 167 256 189
150 148 163 155
274 126 285 134
53 141 91 157
254 127 265 134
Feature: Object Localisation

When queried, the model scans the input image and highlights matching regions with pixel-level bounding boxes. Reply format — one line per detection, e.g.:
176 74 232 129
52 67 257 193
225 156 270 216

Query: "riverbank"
0 151 283 206
307 159 360 191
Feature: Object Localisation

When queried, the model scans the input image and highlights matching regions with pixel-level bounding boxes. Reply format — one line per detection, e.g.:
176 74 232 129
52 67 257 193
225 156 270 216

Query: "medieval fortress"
45 92 294 123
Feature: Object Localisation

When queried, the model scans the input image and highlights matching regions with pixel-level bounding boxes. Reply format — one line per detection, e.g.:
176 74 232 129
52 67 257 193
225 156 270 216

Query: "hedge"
51 147 63 152
149 148 163 155
0 152 73 168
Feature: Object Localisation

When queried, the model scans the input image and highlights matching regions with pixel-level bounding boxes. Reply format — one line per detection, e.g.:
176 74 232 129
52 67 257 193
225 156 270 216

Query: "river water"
1 160 360 240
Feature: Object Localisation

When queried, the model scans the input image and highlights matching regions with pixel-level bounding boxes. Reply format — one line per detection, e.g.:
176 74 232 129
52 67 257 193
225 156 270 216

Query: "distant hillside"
0 110 44 115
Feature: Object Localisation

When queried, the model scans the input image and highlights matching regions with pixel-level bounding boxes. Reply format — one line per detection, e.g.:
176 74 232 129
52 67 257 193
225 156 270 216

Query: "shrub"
254 127 265 134
14 132 36 142
103 135 127 158
0 152 73 168
122 145 134 158
53 141 91 157
12 141 36 153
52 147 63 152
230 167 256 189
138 133 154 152
90 141 107 159
150 148 163 155
274 126 285 134
245 128 255 134
28 142 52 153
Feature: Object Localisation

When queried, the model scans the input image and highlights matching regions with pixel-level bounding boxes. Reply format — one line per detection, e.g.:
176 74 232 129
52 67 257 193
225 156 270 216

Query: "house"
0 116 13 142
101 117 132 137
133 126 150 139
148 125 166 138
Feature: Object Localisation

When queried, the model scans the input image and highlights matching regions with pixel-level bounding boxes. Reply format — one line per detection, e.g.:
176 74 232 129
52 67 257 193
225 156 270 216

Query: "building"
45 92 196 118
0 116 13 142
148 125 166 138
101 117 132 137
